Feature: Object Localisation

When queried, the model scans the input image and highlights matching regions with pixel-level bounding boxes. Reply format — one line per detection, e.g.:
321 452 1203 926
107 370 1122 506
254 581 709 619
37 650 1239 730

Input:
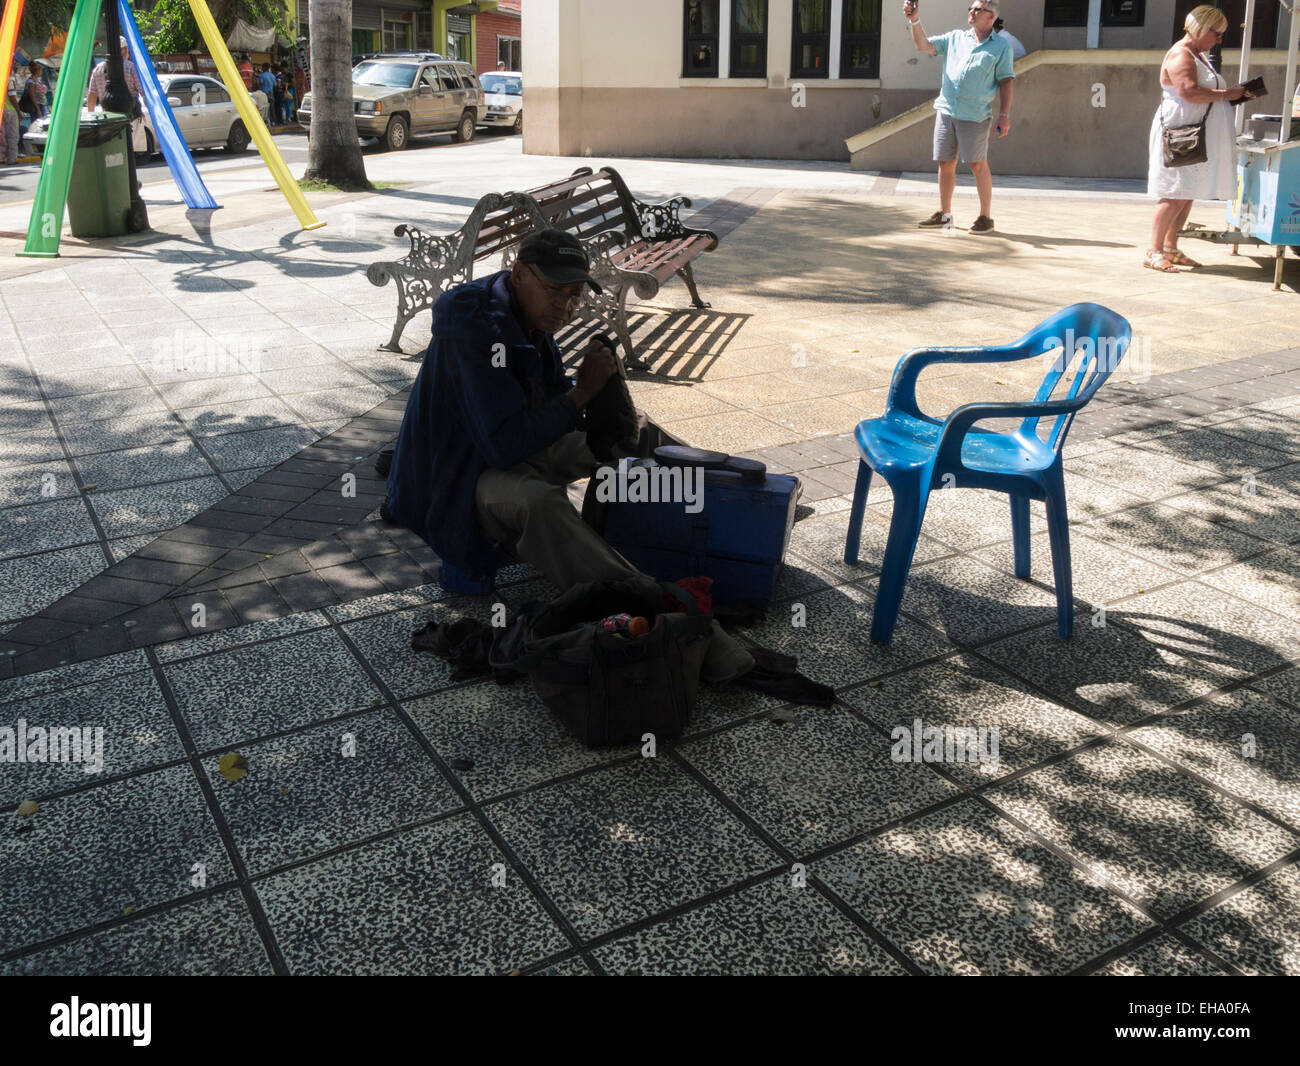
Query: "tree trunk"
305 0 371 189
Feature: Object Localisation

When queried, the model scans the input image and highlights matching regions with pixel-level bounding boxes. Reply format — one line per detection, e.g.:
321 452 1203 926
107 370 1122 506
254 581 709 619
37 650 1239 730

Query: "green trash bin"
67 112 134 239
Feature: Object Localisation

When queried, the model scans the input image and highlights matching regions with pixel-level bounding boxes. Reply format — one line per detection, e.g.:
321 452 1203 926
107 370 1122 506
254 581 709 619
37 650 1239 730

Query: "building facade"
525 0 1295 161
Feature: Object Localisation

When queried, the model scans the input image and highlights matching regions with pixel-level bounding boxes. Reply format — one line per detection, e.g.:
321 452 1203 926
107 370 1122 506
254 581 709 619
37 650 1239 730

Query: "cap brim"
533 263 602 294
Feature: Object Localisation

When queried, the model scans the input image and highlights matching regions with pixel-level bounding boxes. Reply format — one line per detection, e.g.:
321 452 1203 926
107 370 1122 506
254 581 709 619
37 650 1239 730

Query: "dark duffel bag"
490 578 713 748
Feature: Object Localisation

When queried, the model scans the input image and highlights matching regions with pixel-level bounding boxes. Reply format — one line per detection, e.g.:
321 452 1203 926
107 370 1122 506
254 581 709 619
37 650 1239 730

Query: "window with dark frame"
731 0 768 77
791 0 831 77
683 0 721 77
1043 0 1087 27
841 0 881 78
1101 0 1144 26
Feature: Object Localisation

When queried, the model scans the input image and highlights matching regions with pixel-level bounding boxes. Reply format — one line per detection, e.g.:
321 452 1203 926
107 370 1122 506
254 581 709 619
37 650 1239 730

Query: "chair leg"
871 475 929 644
1010 495 1031 579
843 461 873 565
1044 480 1074 639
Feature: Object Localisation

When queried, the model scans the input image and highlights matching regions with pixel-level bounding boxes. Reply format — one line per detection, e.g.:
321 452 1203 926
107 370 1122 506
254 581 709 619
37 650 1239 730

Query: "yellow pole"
185 0 324 230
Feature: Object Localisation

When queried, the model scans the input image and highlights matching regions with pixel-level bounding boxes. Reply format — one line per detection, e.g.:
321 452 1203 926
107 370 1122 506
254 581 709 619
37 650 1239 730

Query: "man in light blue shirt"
904 0 1015 233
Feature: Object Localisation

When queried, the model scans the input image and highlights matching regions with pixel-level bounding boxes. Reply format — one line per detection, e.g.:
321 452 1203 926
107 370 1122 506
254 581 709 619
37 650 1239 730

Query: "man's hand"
903 0 918 18
994 113 1011 137
570 340 618 408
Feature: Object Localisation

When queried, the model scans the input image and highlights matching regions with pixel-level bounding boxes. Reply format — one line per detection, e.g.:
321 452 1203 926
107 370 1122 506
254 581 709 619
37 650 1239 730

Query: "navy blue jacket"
386 271 582 579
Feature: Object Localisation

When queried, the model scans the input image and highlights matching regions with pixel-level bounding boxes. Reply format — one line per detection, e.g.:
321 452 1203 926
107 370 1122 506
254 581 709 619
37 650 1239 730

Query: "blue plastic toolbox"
601 447 801 606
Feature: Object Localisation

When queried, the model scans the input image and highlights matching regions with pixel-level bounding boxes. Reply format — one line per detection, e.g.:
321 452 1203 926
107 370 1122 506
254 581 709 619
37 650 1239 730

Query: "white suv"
479 71 522 134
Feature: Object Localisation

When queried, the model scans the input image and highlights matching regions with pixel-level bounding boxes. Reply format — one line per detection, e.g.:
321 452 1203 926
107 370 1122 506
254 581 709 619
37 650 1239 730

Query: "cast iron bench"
366 166 720 363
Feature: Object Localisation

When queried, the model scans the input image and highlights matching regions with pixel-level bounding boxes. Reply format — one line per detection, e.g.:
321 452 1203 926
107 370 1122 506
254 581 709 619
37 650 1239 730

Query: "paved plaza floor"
1 137 1298 975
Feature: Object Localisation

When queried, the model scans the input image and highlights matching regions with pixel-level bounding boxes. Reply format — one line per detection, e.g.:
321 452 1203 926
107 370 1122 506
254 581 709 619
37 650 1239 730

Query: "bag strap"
659 579 700 615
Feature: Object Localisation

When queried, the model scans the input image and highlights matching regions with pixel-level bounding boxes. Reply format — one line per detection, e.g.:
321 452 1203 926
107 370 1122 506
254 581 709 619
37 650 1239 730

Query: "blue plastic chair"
843 302 1132 643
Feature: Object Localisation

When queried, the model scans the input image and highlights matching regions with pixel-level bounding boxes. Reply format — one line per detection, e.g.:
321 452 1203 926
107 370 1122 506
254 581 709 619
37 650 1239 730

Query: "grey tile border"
254 814 570 975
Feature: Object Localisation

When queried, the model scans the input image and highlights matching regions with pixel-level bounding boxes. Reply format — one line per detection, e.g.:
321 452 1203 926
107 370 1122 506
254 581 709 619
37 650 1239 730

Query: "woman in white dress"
1146 5 1246 272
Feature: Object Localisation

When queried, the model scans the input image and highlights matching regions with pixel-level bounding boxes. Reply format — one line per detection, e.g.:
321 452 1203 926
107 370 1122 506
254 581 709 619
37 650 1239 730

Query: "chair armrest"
932 398 1082 472
886 341 1043 422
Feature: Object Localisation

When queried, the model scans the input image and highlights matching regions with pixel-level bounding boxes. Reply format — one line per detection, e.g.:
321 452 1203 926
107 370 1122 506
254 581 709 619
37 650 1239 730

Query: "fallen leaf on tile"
218 753 249 783
16 800 38 818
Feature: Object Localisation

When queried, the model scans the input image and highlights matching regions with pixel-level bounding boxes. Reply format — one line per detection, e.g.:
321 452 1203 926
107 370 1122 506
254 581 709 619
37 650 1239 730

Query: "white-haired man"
905 0 1015 234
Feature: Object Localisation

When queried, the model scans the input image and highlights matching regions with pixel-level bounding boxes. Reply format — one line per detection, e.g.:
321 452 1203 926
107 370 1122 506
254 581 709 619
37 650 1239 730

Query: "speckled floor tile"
37 364 149 399
592 875 909 975
57 412 184 457
1 671 184 806
974 527 1183 606
89 476 229 539
767 556 836 600
679 708 960 853
1090 503 1272 579
814 798 1153 974
984 740 1300 919
1182 861 1300 975
199 425 325 473
485 758 780 939
1249 666 1300 709
0 497 99 561
153 375 272 410
50 386 169 424
736 583 952 690
153 611 332 664
203 710 460 875
1091 934 1229 975
1060 472 1151 521
1126 687 1300 830
1198 547 1300 619
527 955 594 975
283 385 390 424
841 655 1108 785
0 459 78 509
0 890 274 976
1120 582 1300 680
909 486 1048 552
164 629 381 750
1132 426 1294 479
889 554 1062 646
403 682 623 801
255 814 569 975
176 396 303 438
0 545 108 625
1158 481 1300 546
1196 408 1300 454
324 583 444 623
684 679 789 737
0 764 234 956
0 401 54 437
1064 448 1223 501
0 650 150 706
73 440 213 492
788 507 949 585
0 430 65 470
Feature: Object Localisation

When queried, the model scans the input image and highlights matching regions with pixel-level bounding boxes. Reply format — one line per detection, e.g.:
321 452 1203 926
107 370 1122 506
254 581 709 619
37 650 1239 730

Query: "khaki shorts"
933 112 992 164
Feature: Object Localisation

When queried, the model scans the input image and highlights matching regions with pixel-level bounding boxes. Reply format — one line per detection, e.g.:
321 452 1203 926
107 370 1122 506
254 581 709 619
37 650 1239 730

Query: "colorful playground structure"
5 0 321 258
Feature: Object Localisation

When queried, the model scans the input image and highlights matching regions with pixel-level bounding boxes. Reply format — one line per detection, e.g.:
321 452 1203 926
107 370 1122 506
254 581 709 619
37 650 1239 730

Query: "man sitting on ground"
384 228 754 682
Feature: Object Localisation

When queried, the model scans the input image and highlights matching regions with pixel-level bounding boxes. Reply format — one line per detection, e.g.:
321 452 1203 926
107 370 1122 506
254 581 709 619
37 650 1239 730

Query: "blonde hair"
1184 5 1228 37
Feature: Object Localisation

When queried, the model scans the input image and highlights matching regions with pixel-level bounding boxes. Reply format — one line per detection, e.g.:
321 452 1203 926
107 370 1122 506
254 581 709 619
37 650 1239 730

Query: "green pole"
18 0 102 257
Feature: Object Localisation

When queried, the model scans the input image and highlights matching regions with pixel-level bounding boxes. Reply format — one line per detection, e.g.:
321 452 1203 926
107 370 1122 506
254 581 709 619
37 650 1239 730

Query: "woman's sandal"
1144 250 1179 273
1162 247 1201 268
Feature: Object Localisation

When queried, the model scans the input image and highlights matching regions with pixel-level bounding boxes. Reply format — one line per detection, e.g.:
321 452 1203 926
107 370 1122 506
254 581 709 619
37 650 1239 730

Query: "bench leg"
379 311 411 354
614 287 643 371
676 261 711 310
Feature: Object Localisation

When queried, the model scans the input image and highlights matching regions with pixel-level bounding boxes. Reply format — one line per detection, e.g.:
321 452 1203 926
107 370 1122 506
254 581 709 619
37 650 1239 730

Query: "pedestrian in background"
993 17 1026 59
905 0 1015 235
1145 5 1246 271
238 54 254 91
3 72 22 164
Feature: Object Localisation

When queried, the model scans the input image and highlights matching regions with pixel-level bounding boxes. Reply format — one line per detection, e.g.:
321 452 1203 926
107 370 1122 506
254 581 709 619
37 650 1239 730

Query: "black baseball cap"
517 229 602 293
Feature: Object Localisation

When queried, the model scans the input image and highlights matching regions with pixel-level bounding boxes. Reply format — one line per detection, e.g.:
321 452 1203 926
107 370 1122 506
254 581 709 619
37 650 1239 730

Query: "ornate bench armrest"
631 195 716 247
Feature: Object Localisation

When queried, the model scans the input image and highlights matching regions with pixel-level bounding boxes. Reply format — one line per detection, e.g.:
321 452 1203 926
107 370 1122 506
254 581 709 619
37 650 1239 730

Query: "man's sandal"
1144 250 1179 273
1163 247 1201 268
